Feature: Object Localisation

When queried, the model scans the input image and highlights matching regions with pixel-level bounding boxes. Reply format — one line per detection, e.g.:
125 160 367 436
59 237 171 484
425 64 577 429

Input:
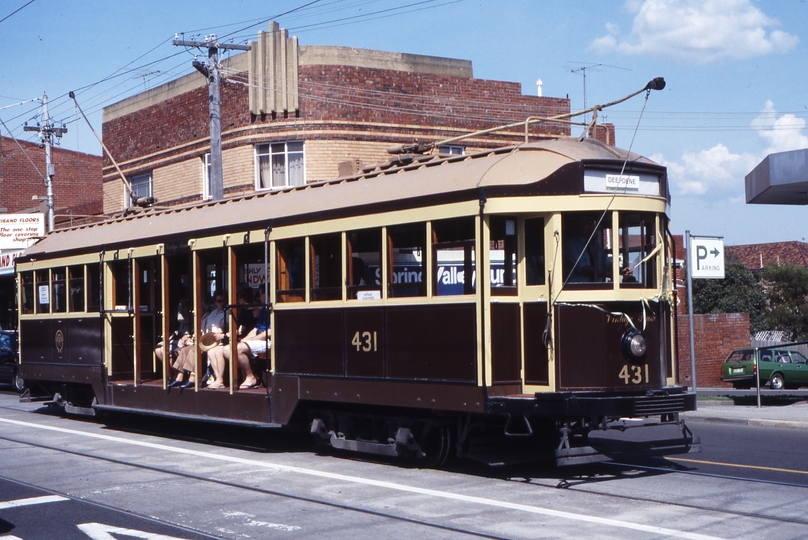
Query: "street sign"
690 235 725 279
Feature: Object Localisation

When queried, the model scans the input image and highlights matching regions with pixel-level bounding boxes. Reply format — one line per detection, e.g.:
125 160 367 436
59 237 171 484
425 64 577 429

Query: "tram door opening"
523 217 549 389
134 257 161 383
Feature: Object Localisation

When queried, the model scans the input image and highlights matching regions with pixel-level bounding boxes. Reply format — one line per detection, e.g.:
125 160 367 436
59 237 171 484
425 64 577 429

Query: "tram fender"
272 375 301 425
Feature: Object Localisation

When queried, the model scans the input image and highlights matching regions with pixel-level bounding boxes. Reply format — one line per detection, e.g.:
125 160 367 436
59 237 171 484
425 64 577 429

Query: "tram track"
1 404 806 537
503 459 808 529
0 430 511 540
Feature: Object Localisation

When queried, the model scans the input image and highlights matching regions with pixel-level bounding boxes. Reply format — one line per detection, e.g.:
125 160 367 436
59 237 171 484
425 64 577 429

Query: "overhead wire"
0 0 36 26
0 0 465 144
4 0 804 151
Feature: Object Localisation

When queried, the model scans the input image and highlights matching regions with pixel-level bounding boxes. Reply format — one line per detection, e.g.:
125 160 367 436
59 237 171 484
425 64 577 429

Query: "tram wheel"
417 425 453 468
12 367 25 394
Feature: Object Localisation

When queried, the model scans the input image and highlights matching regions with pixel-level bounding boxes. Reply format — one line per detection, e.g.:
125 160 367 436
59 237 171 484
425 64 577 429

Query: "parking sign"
689 236 725 279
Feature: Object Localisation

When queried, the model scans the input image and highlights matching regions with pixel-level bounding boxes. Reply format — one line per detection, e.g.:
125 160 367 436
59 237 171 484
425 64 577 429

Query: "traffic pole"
685 230 698 402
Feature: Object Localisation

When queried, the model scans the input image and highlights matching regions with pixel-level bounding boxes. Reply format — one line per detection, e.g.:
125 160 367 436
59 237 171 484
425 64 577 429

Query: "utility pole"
24 93 67 233
173 35 250 201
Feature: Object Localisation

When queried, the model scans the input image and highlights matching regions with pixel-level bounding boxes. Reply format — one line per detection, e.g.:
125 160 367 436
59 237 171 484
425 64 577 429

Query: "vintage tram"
16 133 699 466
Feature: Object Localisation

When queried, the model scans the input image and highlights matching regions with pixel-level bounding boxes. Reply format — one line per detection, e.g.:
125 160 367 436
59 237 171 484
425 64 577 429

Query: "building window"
127 173 153 207
202 154 212 200
438 145 464 155
256 141 305 190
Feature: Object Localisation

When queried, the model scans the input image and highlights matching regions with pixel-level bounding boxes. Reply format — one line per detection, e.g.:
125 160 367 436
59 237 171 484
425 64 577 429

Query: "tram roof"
23 137 661 259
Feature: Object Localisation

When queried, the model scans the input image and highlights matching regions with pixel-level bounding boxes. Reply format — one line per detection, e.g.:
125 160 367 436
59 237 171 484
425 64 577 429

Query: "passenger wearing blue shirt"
206 288 269 389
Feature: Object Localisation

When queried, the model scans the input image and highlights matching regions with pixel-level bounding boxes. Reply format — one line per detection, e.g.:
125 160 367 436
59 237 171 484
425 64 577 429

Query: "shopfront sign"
0 214 44 249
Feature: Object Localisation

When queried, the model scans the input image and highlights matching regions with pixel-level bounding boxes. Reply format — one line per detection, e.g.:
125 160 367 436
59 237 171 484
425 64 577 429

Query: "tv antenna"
566 62 632 123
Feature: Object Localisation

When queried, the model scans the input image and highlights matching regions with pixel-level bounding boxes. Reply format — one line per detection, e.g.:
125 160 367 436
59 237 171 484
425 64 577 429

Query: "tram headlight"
621 329 647 362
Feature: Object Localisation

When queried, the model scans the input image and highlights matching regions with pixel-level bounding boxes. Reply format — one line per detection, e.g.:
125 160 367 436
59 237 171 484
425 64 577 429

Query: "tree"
691 262 766 334
759 263 808 341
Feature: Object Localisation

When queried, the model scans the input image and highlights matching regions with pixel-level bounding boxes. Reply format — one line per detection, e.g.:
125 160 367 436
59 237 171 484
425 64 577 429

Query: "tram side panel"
19 317 106 403
271 303 482 425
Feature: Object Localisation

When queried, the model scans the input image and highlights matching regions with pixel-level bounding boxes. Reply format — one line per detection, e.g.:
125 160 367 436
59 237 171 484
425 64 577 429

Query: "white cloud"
751 100 808 155
654 144 757 195
657 101 808 196
590 0 798 64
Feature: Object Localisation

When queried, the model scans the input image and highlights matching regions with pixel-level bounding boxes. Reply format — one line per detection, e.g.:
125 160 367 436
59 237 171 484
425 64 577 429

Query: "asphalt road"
2 390 808 539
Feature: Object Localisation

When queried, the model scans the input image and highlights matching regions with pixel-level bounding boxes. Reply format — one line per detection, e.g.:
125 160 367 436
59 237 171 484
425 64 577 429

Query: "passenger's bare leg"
237 342 258 387
208 346 226 385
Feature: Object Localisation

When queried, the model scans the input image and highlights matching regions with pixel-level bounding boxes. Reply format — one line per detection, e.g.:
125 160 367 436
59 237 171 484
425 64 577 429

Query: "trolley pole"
173 35 250 201
24 93 67 233
685 230 698 397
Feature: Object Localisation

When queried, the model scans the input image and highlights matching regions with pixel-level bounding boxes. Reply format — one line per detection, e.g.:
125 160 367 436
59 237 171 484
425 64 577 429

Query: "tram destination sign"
689 235 725 279
0 213 44 249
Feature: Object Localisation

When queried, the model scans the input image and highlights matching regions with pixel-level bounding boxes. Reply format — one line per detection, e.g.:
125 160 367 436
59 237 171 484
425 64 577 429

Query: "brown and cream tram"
16 136 698 466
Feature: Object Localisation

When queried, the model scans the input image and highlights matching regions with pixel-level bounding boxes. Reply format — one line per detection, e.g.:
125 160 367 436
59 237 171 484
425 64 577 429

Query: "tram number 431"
619 363 650 385
351 331 378 352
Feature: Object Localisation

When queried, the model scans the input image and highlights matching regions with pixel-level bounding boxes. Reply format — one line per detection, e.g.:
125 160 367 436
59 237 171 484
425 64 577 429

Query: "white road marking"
77 522 186 539
0 495 68 510
0 417 722 540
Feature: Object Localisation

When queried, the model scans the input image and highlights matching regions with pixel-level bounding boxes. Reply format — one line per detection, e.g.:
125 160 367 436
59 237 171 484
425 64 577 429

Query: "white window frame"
127 172 153 208
438 145 465 156
202 153 212 200
255 141 305 191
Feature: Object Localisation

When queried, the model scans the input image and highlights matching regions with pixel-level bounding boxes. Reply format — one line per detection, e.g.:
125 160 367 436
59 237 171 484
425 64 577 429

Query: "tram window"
87 263 101 313
387 223 426 298
432 217 476 296
20 271 33 315
347 229 381 300
235 243 267 293
68 265 85 312
619 212 657 288
562 212 613 286
277 238 305 302
525 218 545 286
197 249 226 306
137 259 159 313
310 233 342 301
35 270 50 313
489 216 517 295
51 269 67 313
111 260 131 311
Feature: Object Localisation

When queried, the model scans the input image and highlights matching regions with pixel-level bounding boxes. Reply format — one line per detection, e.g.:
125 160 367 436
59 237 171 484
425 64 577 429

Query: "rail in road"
1 396 808 538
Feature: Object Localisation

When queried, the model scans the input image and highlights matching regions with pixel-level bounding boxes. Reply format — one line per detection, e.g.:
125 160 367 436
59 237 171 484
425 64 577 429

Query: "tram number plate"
732 367 744 374
619 363 649 385
351 331 378 352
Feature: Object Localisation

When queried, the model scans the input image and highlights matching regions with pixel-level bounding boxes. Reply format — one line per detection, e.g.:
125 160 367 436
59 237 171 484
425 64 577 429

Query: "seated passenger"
155 296 193 374
169 293 228 388
207 288 269 389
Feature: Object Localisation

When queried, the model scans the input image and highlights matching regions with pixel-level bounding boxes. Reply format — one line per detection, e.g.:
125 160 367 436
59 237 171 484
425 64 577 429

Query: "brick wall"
0 136 102 226
671 235 751 387
677 312 750 388
101 63 573 213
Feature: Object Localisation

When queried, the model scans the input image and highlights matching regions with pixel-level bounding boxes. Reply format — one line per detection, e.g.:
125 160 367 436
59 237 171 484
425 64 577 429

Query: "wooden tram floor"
118 379 267 394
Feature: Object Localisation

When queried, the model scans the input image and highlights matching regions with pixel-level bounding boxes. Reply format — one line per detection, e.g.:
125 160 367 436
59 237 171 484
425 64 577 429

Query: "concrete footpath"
684 388 808 430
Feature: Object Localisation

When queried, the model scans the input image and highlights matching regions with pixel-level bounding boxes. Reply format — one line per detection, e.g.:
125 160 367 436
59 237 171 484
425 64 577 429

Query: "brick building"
0 136 103 220
100 22 580 214
0 135 103 327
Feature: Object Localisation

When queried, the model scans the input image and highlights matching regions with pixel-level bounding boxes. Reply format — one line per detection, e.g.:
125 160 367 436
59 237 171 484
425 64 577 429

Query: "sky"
1 0 807 246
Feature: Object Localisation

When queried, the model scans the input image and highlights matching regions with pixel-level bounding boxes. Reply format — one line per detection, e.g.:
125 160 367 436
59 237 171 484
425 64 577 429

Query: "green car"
721 348 808 390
